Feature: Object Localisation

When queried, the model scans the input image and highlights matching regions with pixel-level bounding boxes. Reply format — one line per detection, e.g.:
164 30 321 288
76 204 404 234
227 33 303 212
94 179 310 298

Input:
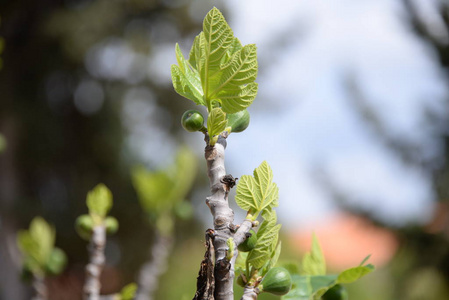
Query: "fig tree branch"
84 225 106 300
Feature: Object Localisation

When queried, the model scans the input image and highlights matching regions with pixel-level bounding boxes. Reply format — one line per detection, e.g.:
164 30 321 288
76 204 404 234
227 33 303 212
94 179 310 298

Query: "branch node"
220 174 238 191
214 216 227 228
229 224 239 233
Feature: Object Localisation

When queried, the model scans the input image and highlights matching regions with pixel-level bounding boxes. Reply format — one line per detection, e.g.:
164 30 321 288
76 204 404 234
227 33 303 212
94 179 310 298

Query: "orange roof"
289 213 399 270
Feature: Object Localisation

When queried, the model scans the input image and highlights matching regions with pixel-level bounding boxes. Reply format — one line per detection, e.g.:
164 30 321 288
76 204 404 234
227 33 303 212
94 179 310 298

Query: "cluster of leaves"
17 217 67 280
234 162 287 295
233 162 374 298
75 183 119 240
76 183 136 300
131 147 197 235
17 146 198 299
171 7 258 145
282 235 375 300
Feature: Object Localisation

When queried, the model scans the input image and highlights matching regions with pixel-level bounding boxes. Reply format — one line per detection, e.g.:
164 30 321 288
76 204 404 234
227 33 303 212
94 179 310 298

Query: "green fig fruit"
181 110 204 132
75 214 94 240
105 216 119 235
227 110 250 133
45 248 67 276
260 267 292 296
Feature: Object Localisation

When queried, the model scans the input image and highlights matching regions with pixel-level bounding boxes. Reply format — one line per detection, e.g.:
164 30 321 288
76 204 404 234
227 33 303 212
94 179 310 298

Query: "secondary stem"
32 274 47 300
84 225 106 300
241 286 259 300
135 232 173 300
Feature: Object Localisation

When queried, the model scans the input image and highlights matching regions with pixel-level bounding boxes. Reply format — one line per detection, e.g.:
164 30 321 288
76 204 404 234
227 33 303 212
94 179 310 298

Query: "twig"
84 225 106 300
32 274 47 300
241 286 259 300
135 233 174 300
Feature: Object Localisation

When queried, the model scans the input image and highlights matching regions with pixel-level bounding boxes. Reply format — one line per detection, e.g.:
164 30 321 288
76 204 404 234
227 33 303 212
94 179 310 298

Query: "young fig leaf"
207 107 227 145
302 234 326 276
235 161 279 217
86 183 112 218
171 44 204 105
171 8 258 114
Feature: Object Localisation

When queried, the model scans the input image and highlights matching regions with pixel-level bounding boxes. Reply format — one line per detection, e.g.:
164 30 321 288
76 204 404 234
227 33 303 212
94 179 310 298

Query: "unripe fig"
237 230 257 252
75 214 94 240
227 110 250 133
260 267 292 296
322 284 348 300
105 216 119 235
45 248 67 276
181 110 204 132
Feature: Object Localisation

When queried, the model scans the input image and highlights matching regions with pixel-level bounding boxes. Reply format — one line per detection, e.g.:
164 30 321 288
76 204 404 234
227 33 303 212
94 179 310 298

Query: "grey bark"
233 219 254 247
204 136 235 300
84 225 106 300
196 134 257 300
135 233 174 300
32 275 47 300
240 286 259 300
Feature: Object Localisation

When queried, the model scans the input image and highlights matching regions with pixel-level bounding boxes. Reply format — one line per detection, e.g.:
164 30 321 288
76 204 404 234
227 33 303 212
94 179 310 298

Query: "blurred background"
1 0 449 299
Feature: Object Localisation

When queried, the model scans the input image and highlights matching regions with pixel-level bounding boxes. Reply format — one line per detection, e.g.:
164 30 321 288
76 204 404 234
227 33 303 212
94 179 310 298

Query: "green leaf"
29 217 55 266
201 7 234 87
337 264 375 284
226 238 235 260
132 147 197 218
172 8 258 113
217 82 258 114
220 37 243 64
282 274 313 300
234 175 257 211
270 241 282 269
235 251 248 275
86 183 113 218
119 283 138 300
132 166 173 215
253 161 279 210
235 161 279 216
280 262 300 276
171 44 204 105
210 44 258 113
247 214 281 269
17 217 56 275
17 230 42 274
282 274 337 300
169 146 197 203
359 254 371 266
282 254 375 300
188 33 204 71
207 107 227 144
302 234 326 276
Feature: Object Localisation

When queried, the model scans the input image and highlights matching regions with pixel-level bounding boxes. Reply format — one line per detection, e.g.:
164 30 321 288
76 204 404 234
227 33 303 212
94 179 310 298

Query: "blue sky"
221 0 449 227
